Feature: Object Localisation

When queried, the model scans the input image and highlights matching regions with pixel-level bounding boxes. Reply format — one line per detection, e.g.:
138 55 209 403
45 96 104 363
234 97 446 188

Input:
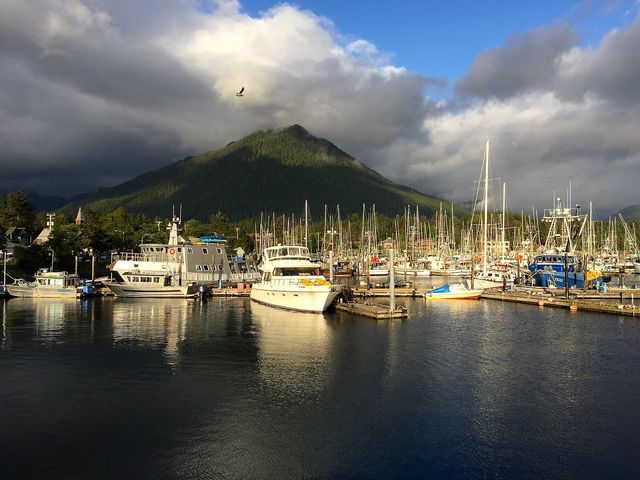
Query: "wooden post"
564 251 569 299
389 248 396 312
329 250 334 283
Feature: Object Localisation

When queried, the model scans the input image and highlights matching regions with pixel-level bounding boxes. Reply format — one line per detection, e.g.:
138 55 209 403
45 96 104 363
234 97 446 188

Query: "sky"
1 0 640 216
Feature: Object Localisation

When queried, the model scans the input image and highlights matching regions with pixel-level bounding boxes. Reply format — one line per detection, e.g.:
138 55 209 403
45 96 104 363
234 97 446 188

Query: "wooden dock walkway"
351 287 420 298
209 287 250 297
335 301 408 319
481 289 640 317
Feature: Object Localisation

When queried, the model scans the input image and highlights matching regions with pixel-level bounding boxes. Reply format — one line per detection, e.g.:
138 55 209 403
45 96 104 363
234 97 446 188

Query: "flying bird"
236 87 244 97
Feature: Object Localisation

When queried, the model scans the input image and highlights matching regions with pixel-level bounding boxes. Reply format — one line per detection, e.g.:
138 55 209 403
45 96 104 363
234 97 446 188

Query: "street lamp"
48 247 55 271
84 247 95 282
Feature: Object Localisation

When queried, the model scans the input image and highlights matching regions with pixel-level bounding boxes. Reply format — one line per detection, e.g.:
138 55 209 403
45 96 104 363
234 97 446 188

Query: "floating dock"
209 287 251 297
481 288 640 317
351 287 420 298
335 300 408 319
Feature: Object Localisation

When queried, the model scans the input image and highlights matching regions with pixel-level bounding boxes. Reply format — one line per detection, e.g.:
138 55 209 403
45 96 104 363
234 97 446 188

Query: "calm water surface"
1 294 640 479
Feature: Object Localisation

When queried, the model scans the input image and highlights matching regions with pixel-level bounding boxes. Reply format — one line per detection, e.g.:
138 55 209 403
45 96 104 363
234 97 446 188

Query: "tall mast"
501 182 506 258
483 139 489 272
304 200 308 250
451 203 455 252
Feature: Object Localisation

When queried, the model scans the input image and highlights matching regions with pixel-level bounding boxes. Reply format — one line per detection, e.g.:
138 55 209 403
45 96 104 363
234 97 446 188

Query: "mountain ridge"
60 125 454 221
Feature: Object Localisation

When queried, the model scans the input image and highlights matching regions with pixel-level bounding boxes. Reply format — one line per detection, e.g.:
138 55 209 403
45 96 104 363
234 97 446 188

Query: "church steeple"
75 207 85 226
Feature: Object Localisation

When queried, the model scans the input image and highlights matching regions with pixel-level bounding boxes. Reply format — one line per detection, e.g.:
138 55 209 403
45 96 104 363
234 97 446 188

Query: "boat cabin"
35 269 79 287
529 254 579 273
123 273 173 286
263 246 310 261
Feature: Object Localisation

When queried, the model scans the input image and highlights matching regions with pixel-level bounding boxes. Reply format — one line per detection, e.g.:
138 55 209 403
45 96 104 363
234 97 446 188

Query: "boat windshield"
273 267 321 276
265 246 309 260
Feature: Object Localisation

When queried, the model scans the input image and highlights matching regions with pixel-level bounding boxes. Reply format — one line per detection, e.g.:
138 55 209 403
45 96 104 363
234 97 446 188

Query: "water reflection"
250 302 334 405
3 298 85 342
111 298 196 367
1 299 6 345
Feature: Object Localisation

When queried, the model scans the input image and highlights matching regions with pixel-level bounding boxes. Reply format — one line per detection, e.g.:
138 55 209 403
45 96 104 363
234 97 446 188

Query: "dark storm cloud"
2 0 640 215
455 24 578 100
0 0 437 198
554 19 640 104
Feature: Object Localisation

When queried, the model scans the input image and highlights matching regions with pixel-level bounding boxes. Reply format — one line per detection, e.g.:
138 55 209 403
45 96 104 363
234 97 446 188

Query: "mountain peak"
61 126 448 221
281 124 309 136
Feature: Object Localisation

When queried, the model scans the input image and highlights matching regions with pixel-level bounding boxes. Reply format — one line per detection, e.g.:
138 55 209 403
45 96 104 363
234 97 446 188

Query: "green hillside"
618 204 640 221
62 125 451 221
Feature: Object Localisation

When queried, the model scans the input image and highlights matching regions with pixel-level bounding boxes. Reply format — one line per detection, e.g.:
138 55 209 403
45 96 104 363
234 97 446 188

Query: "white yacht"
250 245 341 312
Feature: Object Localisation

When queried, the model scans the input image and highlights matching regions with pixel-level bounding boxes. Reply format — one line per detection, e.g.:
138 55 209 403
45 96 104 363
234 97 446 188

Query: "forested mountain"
61 125 450 221
617 204 640 221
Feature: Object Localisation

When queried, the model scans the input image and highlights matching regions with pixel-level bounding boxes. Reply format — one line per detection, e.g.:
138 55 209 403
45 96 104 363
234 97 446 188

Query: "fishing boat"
250 245 341 312
527 197 600 289
103 272 198 298
471 263 517 289
427 256 461 276
395 258 431 277
424 283 483 300
6 269 89 298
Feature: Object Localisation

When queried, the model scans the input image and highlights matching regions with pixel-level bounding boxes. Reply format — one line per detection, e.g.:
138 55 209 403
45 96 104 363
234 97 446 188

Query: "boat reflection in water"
5 298 85 342
111 298 195 367
250 301 335 402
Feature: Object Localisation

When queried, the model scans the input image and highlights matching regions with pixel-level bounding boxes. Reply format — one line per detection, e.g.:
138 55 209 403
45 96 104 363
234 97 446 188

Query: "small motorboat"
424 283 482 300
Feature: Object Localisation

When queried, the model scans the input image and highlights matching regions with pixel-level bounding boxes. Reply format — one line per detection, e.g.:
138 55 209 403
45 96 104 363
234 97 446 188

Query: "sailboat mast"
483 140 489 272
501 182 506 258
304 200 308 251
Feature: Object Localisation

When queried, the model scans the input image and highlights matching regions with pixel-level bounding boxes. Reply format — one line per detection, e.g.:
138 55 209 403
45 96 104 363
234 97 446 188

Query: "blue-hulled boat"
528 253 586 288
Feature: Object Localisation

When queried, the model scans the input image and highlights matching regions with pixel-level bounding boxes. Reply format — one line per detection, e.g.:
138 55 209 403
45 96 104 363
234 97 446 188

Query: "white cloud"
1 0 640 215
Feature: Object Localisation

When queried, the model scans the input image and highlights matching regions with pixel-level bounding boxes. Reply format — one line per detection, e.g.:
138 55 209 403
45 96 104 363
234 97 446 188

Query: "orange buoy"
569 304 578 312
538 300 544 307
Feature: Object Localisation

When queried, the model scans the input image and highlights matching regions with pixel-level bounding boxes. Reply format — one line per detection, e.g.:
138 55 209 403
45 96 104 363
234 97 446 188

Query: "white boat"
6 269 85 298
104 272 198 298
424 283 483 300
109 214 260 287
368 261 389 276
395 259 431 277
469 263 516 290
250 245 341 312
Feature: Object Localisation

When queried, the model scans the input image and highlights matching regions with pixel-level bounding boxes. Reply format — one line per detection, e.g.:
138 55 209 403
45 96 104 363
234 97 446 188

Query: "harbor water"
1 295 640 478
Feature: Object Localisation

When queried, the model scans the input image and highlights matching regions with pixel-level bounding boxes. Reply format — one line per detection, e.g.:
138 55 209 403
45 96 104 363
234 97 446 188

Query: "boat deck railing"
113 252 172 262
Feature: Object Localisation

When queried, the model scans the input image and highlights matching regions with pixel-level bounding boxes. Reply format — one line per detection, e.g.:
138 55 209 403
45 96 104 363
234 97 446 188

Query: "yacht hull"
250 285 340 312
104 283 198 298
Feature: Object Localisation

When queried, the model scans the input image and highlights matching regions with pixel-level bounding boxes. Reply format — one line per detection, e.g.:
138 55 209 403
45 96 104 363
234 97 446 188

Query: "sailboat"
470 140 516 290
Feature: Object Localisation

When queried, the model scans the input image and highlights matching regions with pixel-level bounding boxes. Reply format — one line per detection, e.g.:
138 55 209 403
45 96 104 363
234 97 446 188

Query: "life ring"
168 248 176 255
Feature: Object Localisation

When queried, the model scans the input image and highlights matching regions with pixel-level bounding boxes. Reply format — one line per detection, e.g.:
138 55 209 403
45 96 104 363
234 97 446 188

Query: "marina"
4 1 640 478
2 295 639 478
